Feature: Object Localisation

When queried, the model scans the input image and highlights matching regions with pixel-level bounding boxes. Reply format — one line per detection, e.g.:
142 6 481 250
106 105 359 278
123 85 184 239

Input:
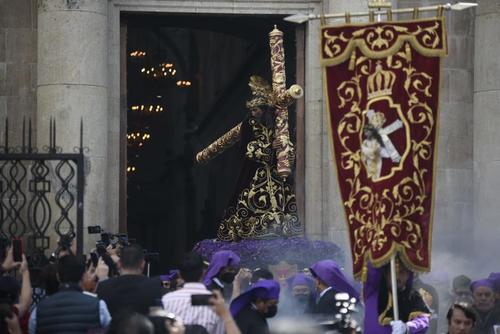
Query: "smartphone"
12 238 23 262
191 294 214 306
90 252 99 267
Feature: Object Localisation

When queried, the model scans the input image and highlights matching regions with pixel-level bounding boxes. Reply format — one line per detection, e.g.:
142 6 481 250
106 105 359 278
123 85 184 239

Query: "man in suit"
307 259 360 318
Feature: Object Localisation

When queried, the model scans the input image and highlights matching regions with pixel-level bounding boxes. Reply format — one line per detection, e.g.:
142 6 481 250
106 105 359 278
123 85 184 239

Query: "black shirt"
96 274 167 317
234 305 269 334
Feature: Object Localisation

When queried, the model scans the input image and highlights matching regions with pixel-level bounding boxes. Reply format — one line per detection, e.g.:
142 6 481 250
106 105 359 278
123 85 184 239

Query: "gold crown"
370 112 386 129
367 61 396 100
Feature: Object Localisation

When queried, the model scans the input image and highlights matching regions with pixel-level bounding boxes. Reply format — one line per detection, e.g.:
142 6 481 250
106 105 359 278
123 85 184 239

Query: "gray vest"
36 285 101 334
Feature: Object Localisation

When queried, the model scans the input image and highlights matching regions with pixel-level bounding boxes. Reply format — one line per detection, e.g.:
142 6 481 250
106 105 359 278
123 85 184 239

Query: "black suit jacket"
308 288 340 316
234 305 269 334
96 274 167 317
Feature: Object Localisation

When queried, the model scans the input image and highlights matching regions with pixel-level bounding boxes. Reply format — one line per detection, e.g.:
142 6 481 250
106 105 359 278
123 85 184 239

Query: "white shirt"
162 282 224 334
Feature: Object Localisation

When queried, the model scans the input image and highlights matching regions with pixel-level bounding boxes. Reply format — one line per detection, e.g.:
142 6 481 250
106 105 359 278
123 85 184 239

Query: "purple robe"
363 263 430 334
203 250 241 286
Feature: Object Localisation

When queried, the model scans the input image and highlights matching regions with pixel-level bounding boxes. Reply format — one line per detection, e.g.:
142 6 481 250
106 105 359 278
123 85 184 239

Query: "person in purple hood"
229 279 280 334
307 259 360 318
203 250 241 294
488 272 500 306
470 278 500 334
363 259 430 334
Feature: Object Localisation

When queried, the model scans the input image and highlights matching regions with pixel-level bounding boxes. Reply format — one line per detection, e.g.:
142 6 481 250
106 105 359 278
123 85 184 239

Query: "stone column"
473 0 500 270
37 0 108 251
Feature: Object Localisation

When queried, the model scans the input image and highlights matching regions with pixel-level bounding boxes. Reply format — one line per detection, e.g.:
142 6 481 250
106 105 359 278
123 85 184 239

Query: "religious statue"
361 109 403 181
196 26 303 242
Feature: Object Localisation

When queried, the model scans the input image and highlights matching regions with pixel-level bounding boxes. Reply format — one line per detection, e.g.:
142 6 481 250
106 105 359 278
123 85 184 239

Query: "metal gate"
0 118 85 266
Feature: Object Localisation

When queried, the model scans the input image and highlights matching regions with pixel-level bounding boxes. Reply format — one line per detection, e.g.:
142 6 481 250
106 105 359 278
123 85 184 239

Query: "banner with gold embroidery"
321 18 447 279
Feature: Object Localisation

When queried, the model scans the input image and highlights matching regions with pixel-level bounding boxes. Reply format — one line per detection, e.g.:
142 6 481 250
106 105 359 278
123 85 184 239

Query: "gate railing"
0 118 85 266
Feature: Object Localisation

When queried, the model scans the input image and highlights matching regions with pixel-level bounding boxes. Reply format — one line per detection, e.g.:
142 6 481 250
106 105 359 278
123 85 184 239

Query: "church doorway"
123 13 300 273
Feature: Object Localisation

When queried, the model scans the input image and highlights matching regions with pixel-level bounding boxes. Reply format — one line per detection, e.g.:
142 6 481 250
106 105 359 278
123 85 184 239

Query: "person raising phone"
162 252 240 334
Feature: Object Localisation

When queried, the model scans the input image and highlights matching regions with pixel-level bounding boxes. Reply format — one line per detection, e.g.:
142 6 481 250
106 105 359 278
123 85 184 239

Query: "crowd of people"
0 237 499 334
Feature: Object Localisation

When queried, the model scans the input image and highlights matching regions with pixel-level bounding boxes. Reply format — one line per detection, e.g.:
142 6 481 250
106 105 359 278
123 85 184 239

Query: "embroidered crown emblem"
367 61 396 100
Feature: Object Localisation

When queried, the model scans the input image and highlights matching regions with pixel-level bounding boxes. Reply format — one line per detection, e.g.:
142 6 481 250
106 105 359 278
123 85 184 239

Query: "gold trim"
320 18 447 67
409 311 431 321
378 291 393 325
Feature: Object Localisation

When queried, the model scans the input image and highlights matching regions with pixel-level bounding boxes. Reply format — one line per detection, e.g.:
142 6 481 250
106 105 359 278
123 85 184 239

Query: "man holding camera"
162 252 240 334
96 244 167 317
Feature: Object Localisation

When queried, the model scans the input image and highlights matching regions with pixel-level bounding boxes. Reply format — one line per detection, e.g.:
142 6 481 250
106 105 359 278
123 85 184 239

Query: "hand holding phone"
11 238 23 263
191 294 215 306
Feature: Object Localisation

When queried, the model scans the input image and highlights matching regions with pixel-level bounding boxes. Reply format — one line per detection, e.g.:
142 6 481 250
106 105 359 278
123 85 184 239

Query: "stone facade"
0 0 37 144
1 0 498 275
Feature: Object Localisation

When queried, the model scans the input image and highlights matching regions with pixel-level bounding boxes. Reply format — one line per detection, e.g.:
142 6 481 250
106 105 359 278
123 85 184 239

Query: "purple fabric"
286 273 314 290
229 279 280 317
193 237 345 270
160 270 178 282
488 272 500 292
406 314 430 334
309 259 360 300
364 264 391 334
203 250 241 286
363 263 424 334
470 278 495 292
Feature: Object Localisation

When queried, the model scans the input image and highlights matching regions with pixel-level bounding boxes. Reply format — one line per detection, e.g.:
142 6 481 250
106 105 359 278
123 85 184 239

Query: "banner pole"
390 254 400 321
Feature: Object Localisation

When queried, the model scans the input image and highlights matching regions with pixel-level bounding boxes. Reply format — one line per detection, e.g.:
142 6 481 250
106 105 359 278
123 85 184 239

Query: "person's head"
488 272 500 302
447 303 475 334
111 312 154 334
288 273 314 305
384 261 412 291
254 296 279 318
251 268 274 284
203 250 240 286
230 279 280 319
453 275 472 300
471 279 496 312
119 244 145 274
57 254 85 284
179 252 205 283
309 260 360 300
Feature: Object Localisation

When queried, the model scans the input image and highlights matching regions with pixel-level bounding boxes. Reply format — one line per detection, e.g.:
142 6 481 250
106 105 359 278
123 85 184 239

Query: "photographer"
96 244 167 317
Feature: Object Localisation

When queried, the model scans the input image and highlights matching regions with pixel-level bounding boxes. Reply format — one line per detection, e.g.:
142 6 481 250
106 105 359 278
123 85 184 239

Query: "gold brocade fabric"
217 116 302 241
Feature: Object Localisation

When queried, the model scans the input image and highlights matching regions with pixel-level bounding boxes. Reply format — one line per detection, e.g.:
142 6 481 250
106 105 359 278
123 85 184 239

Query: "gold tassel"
437 5 444 18
348 51 357 71
362 264 368 283
369 11 375 23
412 7 419 20
320 15 326 26
405 43 412 62
386 9 393 21
345 12 351 24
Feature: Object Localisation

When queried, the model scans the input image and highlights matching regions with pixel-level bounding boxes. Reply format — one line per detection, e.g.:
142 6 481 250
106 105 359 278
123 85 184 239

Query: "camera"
88 225 130 248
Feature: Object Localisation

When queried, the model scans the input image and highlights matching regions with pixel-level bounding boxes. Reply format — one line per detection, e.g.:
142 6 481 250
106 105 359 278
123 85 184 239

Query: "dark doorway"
123 13 298 274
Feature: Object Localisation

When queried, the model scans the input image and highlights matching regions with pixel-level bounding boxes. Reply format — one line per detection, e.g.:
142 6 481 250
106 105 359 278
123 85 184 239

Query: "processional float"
196 26 304 242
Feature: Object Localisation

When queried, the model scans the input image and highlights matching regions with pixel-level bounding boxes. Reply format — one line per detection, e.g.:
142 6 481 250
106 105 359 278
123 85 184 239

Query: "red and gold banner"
321 18 447 279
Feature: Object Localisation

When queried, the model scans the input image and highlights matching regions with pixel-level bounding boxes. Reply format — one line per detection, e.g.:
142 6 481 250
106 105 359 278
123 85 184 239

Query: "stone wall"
473 0 500 271
0 0 37 144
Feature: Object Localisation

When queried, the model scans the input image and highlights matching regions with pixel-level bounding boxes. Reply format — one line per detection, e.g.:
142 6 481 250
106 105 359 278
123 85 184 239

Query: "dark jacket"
234 305 269 334
472 305 500 334
36 284 101 334
307 288 340 316
96 274 166 317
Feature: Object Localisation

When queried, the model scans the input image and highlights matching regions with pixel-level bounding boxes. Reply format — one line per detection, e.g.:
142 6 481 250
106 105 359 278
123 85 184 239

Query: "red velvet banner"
321 18 447 279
